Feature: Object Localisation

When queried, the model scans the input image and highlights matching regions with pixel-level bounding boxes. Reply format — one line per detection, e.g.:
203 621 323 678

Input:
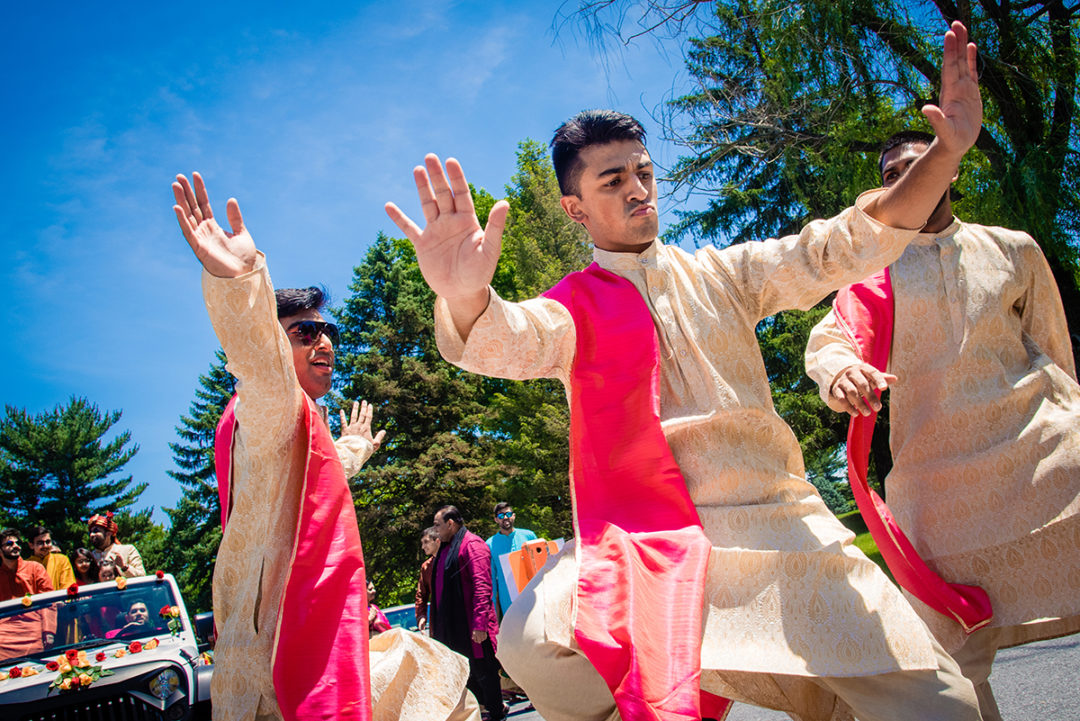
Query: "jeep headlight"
149 668 180 699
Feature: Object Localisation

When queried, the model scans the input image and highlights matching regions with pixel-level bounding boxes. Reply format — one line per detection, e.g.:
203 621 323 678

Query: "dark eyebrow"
597 160 653 179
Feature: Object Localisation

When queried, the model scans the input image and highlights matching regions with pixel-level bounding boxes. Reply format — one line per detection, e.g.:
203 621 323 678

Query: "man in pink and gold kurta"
385 23 985 721
805 130 1080 721
171 173 480 721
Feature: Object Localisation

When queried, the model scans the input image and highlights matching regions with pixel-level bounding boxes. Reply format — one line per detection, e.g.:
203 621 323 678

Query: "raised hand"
385 155 509 338
172 172 257 278
922 21 982 157
828 363 898 417
339 399 387 452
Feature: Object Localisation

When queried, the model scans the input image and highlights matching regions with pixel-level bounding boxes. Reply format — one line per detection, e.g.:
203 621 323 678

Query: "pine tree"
0 397 152 556
334 234 500 604
161 350 235 612
484 140 593 540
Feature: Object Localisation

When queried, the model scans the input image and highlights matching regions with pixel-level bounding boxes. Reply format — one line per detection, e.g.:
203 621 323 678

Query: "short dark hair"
0 528 19 543
421 526 438 541
494 501 512 515
29 526 50 543
551 110 647 196
435 505 463 526
275 287 329 319
879 130 935 174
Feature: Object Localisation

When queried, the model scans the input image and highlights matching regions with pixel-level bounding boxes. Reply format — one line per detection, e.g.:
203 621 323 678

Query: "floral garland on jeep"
1 639 162 691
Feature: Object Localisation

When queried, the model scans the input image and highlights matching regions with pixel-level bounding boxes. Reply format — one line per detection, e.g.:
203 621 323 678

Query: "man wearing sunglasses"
172 173 480 721
485 502 536 621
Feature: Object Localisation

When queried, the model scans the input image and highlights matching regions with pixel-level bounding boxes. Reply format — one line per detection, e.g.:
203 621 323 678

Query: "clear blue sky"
2 1 705 524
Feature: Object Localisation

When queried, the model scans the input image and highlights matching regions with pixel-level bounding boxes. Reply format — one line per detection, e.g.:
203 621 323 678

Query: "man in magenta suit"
430 506 504 721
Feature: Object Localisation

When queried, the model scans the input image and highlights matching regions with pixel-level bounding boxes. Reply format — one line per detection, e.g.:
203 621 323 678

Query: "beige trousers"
497 559 982 721
950 627 1003 721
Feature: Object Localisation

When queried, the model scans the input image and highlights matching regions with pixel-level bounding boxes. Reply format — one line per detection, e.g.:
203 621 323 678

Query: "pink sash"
833 269 992 633
216 395 373 720
544 264 732 721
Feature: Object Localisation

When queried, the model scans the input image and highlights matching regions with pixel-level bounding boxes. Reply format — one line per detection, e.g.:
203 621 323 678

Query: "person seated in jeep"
106 601 153 639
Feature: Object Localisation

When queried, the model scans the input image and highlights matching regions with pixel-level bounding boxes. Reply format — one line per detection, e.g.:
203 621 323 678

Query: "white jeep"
0 573 212 721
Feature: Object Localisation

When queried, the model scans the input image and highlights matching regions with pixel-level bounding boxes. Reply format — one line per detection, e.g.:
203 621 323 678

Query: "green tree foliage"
161 350 235 612
0 397 159 560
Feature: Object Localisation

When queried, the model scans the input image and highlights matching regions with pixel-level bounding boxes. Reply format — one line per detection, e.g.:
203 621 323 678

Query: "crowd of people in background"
0 512 146 603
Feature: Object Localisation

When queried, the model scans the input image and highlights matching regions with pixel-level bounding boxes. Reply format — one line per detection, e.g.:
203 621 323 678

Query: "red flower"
128 641 142 654
8 666 21 679
70 675 81 687
67 583 79 597
45 661 59 671
95 652 106 662
65 649 78 662
159 605 171 616
155 570 165 580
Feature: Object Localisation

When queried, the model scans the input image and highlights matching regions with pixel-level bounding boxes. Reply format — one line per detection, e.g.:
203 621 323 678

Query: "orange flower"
113 649 126 659
75 651 90 668
20 594 31 607
59 677 72 690
116 577 127 590
78 673 93 686
144 638 160 650
58 661 72 674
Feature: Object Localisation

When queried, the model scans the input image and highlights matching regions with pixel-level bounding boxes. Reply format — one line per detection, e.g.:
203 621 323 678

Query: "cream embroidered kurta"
204 256 475 721
93 542 146 578
805 221 1080 651
436 191 940 692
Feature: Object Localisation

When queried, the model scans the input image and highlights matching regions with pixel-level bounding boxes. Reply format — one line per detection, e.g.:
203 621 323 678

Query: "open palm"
385 155 508 301
172 172 257 278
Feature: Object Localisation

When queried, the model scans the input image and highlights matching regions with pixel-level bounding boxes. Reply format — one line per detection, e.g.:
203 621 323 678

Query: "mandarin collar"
911 218 961 246
592 239 662 272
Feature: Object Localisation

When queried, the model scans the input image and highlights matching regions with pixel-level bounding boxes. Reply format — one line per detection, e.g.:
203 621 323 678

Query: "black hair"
0 528 19 543
435 505 463 526
73 547 99 582
879 130 935 174
551 110 647 196
275 286 329 319
494 501 512 515
29 526 50 542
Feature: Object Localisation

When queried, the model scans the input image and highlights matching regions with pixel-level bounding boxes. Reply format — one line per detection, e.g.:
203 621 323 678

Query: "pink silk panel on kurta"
215 395 373 721
544 264 732 721
833 268 992 633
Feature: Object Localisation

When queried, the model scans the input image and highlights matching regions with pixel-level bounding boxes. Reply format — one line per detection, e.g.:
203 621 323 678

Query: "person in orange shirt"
0 528 54 660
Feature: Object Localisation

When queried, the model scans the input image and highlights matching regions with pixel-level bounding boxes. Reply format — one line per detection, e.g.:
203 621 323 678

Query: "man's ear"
561 194 587 224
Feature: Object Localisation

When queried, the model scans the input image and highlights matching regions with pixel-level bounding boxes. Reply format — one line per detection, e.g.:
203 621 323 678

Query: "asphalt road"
509 635 1080 720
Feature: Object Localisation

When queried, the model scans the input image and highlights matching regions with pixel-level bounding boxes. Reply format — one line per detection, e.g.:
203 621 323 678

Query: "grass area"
835 510 898 582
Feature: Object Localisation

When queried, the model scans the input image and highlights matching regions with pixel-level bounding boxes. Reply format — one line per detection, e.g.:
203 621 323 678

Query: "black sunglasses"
287 320 339 346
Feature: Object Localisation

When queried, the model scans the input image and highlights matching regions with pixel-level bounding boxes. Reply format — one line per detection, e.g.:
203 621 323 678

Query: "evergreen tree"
161 350 235 612
485 141 593 540
334 234 500 603
0 397 152 556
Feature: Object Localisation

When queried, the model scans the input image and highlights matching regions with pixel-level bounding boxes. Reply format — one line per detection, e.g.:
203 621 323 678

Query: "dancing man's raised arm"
385 155 509 341
172 172 302 449
864 21 982 229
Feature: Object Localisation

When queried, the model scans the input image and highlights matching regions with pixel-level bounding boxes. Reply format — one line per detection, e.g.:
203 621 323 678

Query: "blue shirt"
485 527 538 616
